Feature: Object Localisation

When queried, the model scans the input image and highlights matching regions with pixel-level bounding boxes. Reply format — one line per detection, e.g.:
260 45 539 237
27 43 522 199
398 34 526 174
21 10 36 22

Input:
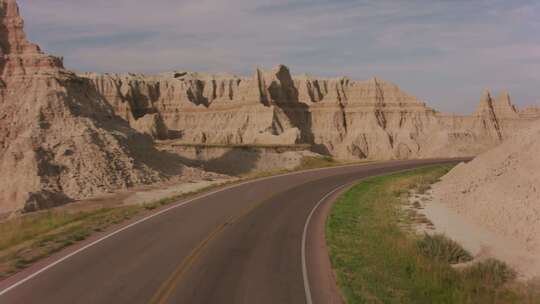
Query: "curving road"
0 159 465 304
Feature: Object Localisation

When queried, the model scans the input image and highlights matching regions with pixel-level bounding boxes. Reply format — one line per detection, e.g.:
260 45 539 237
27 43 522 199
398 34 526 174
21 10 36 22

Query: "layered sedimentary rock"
2 0 539 214
0 0 207 213
83 68 537 160
519 106 540 119
83 66 302 146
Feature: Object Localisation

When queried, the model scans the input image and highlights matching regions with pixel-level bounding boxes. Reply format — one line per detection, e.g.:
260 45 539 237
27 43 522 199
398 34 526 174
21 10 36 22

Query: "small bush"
464 258 516 288
71 230 90 242
417 234 473 264
417 183 431 194
392 189 406 197
14 259 28 269
144 203 159 210
297 156 338 170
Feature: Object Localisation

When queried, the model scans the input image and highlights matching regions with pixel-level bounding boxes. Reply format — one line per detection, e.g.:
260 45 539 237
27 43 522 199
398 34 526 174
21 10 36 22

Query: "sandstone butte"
1 0 539 213
83 71 538 160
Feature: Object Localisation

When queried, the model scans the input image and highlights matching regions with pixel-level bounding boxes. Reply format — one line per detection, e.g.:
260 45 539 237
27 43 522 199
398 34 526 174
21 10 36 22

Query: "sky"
18 0 540 114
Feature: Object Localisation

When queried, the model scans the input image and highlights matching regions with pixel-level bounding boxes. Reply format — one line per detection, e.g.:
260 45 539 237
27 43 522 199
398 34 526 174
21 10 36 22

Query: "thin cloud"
18 0 540 113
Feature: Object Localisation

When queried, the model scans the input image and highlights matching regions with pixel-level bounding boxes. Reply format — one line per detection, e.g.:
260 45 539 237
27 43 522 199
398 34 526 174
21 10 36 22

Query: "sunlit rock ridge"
83 66 538 160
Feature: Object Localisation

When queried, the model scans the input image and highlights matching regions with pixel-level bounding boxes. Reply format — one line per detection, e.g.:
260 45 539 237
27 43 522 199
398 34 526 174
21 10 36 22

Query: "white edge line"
1 160 451 297
301 184 348 304
300 164 456 304
0 160 387 297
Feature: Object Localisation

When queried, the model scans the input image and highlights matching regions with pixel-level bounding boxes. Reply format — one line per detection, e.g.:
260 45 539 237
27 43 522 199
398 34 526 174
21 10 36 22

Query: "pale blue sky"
18 0 540 113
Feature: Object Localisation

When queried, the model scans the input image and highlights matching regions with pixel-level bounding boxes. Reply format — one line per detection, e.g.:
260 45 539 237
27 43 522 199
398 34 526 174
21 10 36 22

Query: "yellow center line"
148 196 274 304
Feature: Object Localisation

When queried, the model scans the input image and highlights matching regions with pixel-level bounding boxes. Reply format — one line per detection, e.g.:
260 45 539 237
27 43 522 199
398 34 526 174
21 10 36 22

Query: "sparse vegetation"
0 207 140 278
417 233 473 264
242 155 369 179
326 165 535 303
297 156 341 170
0 156 367 279
0 179 242 278
464 258 516 288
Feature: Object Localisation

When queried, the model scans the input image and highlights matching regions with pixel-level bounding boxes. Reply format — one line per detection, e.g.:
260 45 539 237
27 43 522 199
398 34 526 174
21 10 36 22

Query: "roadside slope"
431 120 540 277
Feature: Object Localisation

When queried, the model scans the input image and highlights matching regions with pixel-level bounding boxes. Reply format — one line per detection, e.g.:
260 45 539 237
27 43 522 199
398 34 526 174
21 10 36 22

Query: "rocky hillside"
0 0 208 213
1 0 539 214
82 68 538 160
431 119 540 260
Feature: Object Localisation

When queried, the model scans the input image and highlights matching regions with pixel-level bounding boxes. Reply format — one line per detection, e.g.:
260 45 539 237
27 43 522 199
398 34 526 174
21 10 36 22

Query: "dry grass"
326 165 537 303
0 207 140 278
0 154 364 279
0 179 241 278
464 259 516 288
417 234 473 264
297 156 340 170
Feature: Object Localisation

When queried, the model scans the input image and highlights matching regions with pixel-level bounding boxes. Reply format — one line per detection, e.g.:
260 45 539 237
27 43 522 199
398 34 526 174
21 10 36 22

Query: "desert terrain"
0 0 539 302
1 0 539 215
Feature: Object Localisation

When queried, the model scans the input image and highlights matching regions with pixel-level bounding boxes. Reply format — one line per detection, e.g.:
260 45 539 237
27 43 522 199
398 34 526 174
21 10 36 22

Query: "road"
0 159 464 304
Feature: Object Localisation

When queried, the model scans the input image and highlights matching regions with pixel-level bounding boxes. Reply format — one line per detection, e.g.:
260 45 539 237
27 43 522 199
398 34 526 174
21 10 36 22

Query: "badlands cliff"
83 68 538 160
1 0 539 214
0 0 211 213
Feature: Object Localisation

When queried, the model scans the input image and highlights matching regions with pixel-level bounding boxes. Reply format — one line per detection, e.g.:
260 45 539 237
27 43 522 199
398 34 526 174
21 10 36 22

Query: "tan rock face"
0 0 62 77
81 67 304 145
131 113 169 140
0 0 208 213
431 120 540 263
493 91 520 119
1 0 538 213
84 69 536 161
519 106 540 119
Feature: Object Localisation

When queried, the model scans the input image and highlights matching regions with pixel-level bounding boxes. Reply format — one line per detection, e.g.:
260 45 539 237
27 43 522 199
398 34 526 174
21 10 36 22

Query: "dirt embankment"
426 120 540 279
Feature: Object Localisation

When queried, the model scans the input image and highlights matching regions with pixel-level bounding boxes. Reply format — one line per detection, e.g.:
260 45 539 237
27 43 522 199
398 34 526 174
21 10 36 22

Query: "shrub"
464 258 516 288
417 234 473 264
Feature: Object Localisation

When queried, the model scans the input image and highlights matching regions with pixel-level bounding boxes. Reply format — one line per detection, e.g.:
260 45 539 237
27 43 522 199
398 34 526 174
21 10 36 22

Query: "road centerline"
0 159 465 304
0 162 378 297
149 192 281 304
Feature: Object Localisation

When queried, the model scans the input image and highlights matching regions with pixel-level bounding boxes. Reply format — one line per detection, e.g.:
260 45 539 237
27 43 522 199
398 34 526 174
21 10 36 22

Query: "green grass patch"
0 206 141 278
0 176 265 279
297 156 340 170
326 165 534 304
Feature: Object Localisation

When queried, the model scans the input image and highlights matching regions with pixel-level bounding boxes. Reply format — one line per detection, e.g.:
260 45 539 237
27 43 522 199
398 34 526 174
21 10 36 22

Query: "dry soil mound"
432 119 540 255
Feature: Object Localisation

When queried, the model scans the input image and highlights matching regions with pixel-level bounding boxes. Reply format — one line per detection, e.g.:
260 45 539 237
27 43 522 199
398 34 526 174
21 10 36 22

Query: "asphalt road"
0 159 464 304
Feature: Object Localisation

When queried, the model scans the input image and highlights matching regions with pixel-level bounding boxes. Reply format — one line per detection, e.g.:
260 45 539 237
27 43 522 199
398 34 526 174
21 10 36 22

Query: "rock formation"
431 119 540 266
82 65 303 146
1 0 539 213
83 69 537 160
519 106 540 119
0 0 208 214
